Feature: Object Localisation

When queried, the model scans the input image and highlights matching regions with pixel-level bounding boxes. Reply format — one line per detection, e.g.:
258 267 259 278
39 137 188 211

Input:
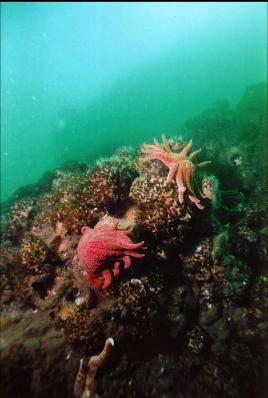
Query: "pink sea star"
142 135 211 209
77 221 145 289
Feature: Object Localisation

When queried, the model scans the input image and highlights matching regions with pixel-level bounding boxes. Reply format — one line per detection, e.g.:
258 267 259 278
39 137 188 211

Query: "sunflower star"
77 221 145 289
142 135 211 209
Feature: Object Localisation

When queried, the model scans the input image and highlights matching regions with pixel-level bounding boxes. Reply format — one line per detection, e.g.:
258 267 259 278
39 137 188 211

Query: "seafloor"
0 82 267 398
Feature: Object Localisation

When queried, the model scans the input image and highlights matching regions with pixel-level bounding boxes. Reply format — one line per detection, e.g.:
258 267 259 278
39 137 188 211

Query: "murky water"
1 2 267 201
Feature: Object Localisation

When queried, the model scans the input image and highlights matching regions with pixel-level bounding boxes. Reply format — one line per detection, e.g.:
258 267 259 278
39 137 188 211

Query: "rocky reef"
1 83 267 398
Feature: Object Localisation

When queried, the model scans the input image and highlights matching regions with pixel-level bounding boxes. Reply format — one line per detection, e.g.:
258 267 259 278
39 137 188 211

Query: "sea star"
142 134 211 209
77 221 145 289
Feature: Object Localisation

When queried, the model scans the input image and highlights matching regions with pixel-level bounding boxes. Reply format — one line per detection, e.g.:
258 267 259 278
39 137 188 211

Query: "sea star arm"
112 261 121 276
123 251 145 258
153 139 163 150
176 167 186 204
182 163 195 195
178 140 192 157
123 255 131 269
101 269 113 289
165 163 178 186
161 134 172 152
188 195 204 210
142 147 175 168
88 274 104 288
142 144 164 151
122 240 145 250
188 148 201 160
197 161 211 168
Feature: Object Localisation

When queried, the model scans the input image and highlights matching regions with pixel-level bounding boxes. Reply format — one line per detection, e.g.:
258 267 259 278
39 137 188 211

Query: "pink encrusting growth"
77 221 145 289
142 134 211 209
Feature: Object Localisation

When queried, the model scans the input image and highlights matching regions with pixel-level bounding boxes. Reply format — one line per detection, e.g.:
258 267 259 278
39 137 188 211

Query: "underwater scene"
0 2 267 398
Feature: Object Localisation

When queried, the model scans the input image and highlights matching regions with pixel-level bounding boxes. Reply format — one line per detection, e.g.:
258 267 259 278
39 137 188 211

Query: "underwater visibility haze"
1 2 267 201
0 2 268 398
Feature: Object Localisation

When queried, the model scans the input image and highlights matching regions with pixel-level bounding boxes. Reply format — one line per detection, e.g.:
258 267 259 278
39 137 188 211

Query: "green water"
1 2 267 202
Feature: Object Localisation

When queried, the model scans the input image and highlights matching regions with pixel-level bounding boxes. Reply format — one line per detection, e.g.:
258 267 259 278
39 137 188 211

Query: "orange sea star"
142 135 211 209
